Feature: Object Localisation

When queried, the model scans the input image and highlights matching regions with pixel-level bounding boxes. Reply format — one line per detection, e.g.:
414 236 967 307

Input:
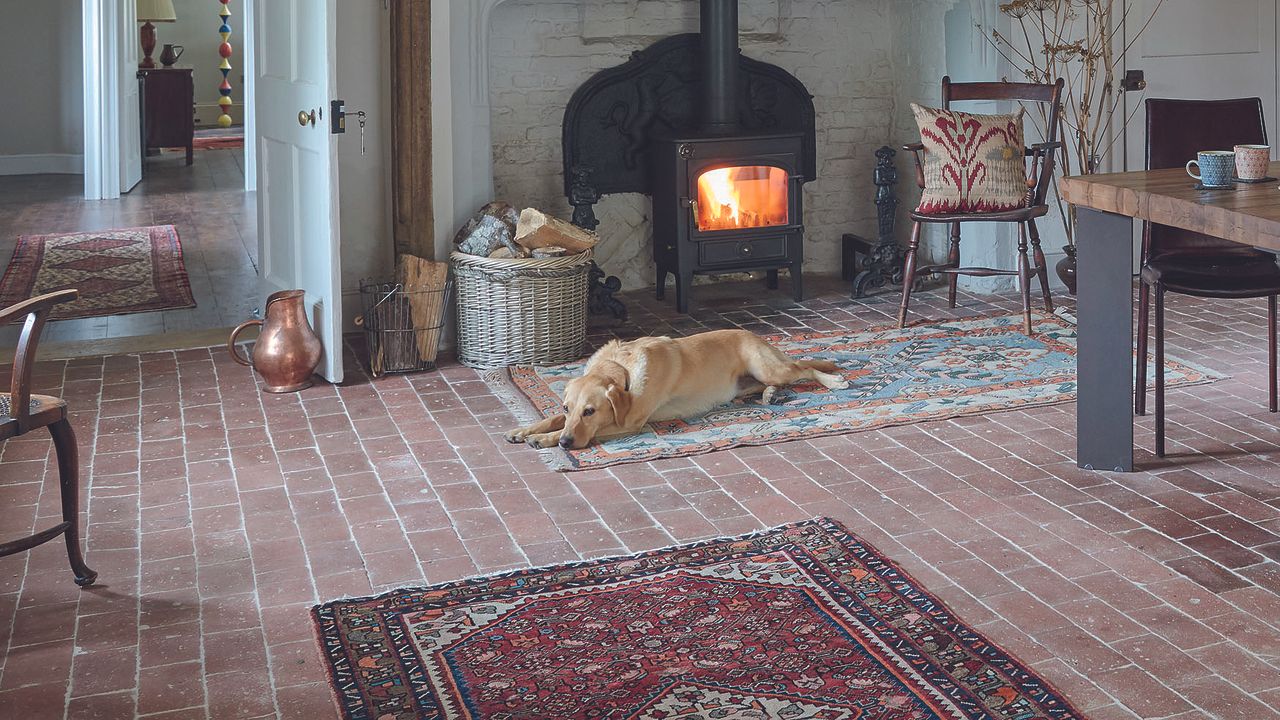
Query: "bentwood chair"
0 290 96 586
899 77 1065 335
1136 98 1280 457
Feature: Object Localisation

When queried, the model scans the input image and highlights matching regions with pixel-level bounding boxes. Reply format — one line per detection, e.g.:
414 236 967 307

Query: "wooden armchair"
898 77 1065 335
0 290 96 586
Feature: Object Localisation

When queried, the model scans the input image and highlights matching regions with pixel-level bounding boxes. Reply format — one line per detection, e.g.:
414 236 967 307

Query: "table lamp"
137 0 178 69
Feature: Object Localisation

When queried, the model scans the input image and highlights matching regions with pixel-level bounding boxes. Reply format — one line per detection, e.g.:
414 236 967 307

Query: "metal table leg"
1075 207 1135 472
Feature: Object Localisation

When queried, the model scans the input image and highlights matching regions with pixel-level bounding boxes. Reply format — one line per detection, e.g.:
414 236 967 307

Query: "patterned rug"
0 225 195 320
491 312 1222 470
314 518 1087 720
192 135 244 151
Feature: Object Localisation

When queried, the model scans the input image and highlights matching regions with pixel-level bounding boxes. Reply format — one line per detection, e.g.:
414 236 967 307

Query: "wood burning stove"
652 133 806 312
562 0 816 313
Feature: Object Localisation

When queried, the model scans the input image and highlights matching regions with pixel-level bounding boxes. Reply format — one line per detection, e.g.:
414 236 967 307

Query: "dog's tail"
796 359 840 374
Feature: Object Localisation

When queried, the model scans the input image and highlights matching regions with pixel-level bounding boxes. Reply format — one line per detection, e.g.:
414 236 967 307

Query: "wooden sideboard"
138 67 194 165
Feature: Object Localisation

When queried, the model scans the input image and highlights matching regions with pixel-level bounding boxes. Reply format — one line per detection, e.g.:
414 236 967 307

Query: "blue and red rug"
491 312 1221 470
314 518 1086 719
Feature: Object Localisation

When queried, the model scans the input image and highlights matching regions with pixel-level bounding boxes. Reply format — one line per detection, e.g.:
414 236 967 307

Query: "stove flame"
696 165 789 232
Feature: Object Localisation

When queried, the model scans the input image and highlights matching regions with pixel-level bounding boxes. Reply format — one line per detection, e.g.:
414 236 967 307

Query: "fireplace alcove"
438 0 968 310
562 1 817 313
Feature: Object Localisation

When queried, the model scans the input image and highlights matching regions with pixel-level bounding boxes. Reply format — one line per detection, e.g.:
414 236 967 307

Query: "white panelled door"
254 0 344 383
1124 0 1279 168
118 0 142 193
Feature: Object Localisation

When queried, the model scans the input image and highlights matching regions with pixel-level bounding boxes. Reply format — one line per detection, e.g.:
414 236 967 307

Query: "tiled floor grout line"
211 353 278 720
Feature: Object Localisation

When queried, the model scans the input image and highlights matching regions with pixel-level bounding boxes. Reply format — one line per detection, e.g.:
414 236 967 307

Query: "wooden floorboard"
0 148 258 345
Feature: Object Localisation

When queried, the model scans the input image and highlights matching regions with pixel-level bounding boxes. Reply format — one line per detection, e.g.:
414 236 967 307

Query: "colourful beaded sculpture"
217 0 234 128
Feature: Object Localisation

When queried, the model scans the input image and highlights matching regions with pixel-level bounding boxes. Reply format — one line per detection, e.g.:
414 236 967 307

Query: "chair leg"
1028 219 1054 314
50 418 96 587
897 222 922 329
947 222 960 308
1016 223 1033 334
1270 294 1277 413
1154 283 1166 458
1136 280 1151 416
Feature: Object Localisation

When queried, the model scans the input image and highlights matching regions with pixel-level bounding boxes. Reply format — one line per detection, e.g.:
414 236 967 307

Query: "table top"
1058 162 1280 251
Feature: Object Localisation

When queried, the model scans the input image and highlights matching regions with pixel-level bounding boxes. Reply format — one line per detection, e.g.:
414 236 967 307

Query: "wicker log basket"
451 250 591 368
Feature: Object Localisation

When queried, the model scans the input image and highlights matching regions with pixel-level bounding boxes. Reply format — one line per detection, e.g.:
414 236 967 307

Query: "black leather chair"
1137 98 1280 456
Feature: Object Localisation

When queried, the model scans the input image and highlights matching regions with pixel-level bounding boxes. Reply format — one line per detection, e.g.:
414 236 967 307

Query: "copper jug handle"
228 319 264 367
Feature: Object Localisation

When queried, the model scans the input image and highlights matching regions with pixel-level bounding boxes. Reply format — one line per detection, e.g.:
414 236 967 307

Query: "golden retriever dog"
506 329 849 450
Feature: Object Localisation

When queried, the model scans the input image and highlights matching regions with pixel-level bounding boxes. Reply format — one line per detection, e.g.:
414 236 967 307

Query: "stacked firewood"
453 202 598 259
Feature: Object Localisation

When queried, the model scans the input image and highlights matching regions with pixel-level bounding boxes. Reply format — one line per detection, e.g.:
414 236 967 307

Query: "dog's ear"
606 384 632 425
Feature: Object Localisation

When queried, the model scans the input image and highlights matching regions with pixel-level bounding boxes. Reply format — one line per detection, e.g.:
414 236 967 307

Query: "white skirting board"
0 154 84 176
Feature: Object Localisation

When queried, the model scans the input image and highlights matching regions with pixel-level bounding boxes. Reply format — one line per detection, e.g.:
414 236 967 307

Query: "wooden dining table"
1059 164 1280 471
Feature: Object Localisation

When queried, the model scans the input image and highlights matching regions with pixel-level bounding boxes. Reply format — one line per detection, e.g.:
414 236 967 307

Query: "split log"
395 254 450 364
514 208 598 254
453 202 522 257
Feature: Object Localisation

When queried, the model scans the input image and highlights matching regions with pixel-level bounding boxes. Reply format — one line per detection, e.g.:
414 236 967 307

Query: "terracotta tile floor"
1 278 1278 719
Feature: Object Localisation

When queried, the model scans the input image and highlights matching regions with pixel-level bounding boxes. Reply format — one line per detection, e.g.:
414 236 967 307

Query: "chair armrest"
903 143 927 189
5 290 77 433
0 290 78 326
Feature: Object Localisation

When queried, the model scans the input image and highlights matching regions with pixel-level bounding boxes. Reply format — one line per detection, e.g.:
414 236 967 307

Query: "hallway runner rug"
313 518 1087 720
490 312 1223 470
192 135 245 151
0 225 196 320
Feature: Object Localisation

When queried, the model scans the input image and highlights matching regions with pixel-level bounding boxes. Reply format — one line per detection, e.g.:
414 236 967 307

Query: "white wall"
335 1 395 327
0 0 84 174
484 0 958 291
165 0 247 127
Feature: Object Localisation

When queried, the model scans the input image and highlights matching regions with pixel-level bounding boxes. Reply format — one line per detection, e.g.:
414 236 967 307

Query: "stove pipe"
700 0 739 134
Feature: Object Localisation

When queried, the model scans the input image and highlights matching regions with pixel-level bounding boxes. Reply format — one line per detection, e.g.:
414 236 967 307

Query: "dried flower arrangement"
980 0 1165 251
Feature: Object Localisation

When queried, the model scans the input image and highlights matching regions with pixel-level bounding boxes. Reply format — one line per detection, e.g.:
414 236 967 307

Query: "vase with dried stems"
979 0 1164 293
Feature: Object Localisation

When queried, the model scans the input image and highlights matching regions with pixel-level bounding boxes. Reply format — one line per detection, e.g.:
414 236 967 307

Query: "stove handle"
683 197 699 227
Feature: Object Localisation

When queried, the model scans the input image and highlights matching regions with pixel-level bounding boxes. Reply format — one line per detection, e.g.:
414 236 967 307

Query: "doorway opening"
0 0 260 351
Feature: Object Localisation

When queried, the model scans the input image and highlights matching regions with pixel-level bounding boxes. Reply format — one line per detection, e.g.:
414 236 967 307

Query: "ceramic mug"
1186 150 1236 188
1234 144 1271 181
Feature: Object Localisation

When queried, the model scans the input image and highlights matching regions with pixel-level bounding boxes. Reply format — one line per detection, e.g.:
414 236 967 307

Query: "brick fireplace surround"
431 0 963 293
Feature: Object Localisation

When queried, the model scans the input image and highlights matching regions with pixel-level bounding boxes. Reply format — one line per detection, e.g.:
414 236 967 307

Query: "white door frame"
82 0 258 199
82 0 123 200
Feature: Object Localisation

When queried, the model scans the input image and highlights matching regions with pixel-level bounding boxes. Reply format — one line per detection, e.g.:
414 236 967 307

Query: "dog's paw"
829 379 851 391
761 386 778 405
526 433 559 449
504 428 528 444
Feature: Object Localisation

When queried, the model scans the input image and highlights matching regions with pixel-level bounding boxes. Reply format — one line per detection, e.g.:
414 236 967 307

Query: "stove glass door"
694 165 789 232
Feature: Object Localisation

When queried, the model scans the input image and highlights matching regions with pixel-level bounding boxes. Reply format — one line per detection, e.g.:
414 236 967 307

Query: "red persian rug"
313 518 1085 720
0 225 195 320
192 135 245 151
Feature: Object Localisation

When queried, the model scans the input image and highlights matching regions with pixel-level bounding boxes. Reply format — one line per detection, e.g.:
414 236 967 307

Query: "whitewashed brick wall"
488 0 951 292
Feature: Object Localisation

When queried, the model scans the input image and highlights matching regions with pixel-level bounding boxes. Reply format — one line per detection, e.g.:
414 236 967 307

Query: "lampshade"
136 0 177 22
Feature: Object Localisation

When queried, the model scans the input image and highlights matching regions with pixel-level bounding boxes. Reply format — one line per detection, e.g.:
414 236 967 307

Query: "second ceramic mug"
1235 144 1271 181
1187 150 1236 188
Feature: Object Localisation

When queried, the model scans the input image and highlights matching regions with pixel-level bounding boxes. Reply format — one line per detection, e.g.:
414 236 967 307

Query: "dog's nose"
558 435 574 449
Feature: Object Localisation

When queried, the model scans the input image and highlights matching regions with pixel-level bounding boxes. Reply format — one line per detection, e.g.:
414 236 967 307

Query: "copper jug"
228 290 323 393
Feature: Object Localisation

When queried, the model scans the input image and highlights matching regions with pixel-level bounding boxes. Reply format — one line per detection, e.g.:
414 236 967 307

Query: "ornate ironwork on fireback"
561 33 817 203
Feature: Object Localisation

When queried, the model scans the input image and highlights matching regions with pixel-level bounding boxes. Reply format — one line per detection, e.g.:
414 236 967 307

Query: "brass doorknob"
298 109 316 127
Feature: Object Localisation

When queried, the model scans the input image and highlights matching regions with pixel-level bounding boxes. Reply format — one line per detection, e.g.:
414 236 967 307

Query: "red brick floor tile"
2 284 1280 717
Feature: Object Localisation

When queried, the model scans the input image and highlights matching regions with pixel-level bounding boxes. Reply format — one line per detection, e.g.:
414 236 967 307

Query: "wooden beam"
391 0 433 259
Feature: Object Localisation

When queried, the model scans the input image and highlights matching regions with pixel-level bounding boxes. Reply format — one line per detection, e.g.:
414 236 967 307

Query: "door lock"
1122 70 1146 92
331 100 368 155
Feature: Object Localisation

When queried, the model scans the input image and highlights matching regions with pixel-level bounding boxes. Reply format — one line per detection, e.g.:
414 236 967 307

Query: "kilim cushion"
911 103 1028 215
